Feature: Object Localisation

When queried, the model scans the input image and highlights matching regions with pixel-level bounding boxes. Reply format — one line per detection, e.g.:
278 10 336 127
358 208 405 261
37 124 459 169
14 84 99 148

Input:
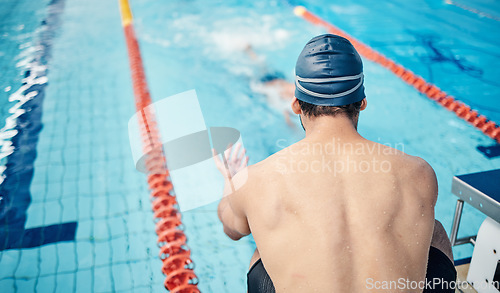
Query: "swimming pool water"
0 0 499 292
290 0 500 124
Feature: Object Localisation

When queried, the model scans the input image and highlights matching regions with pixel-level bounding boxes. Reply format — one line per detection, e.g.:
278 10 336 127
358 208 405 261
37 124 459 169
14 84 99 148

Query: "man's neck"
303 115 361 141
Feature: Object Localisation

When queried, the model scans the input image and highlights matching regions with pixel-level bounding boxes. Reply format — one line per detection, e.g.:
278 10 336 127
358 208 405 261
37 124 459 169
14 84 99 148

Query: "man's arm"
414 156 438 207
213 144 251 240
217 182 251 240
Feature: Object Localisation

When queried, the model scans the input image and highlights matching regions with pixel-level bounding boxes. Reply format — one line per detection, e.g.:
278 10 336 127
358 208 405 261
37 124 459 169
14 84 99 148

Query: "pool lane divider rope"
118 0 200 292
294 6 500 143
445 0 500 22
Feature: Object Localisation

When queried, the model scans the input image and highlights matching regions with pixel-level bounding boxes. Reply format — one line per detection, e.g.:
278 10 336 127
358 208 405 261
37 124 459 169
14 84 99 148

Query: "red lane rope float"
294 6 500 143
118 0 200 292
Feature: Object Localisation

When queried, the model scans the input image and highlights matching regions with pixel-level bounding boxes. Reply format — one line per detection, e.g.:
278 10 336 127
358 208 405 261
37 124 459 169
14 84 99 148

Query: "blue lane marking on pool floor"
0 0 77 251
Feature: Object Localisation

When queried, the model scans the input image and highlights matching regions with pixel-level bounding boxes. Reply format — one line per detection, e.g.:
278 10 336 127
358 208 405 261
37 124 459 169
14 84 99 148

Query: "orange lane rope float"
118 0 200 292
294 6 500 143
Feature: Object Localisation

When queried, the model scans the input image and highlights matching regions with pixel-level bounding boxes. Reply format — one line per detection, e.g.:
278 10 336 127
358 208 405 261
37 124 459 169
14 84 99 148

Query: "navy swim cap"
295 34 365 106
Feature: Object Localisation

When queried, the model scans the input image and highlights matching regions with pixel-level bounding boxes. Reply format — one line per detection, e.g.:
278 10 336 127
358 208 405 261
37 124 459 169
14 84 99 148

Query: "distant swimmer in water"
244 45 296 126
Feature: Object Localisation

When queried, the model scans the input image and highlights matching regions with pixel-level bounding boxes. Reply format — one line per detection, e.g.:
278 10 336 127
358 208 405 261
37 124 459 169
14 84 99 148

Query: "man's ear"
360 98 367 111
291 97 302 114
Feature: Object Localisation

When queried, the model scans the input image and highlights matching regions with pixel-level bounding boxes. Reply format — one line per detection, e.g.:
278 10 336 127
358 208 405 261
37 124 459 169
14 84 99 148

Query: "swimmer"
244 45 296 126
215 34 456 292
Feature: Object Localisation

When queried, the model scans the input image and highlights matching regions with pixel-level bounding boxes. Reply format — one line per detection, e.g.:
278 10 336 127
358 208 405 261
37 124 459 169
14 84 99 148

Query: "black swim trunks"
247 246 456 293
247 259 275 293
423 246 457 293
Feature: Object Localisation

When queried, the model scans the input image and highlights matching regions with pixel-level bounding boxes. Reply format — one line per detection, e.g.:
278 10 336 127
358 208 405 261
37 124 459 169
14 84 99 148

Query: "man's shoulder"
231 160 273 191
371 141 432 173
232 148 291 192
248 145 294 170
371 142 438 200
401 155 435 178
400 155 438 203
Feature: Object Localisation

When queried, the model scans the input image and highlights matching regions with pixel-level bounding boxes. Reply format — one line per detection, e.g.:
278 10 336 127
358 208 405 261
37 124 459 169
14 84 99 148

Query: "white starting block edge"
467 217 500 293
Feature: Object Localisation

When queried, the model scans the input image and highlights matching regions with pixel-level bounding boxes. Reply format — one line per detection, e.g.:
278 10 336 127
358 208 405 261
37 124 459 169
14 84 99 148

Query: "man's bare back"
224 131 437 292
215 34 444 293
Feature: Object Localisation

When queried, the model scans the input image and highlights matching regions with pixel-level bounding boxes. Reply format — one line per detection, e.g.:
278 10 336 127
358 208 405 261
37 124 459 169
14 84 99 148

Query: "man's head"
292 34 367 127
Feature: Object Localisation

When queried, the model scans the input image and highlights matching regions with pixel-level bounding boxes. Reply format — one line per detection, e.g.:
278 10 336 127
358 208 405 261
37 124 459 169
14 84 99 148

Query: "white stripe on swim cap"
295 73 363 99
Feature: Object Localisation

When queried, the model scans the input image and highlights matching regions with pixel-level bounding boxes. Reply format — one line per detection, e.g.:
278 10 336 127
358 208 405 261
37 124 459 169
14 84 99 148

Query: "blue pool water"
0 0 499 292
